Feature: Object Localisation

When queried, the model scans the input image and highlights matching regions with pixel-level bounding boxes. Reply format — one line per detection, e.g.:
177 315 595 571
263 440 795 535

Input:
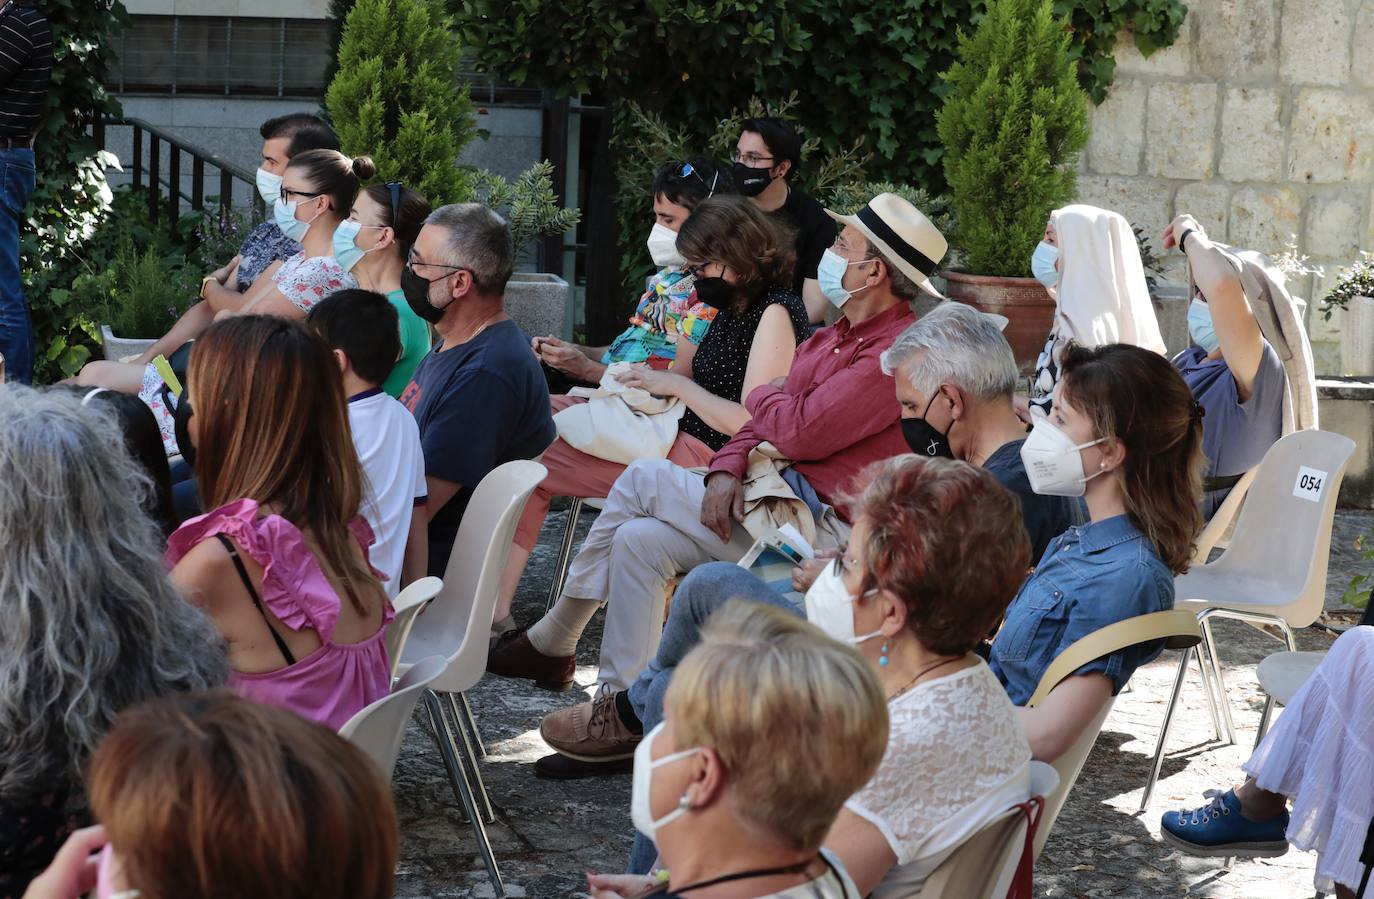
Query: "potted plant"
97 241 198 361
934 0 1089 367
476 161 582 338
1321 252 1374 377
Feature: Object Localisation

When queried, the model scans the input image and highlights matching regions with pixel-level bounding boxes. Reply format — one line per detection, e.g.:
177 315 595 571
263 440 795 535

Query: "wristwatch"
199 275 216 299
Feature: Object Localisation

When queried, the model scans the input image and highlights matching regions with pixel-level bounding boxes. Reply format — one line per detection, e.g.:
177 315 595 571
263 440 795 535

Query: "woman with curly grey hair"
0 386 227 898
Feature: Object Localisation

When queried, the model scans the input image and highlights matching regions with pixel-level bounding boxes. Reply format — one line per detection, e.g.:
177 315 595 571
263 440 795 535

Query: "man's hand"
700 471 745 543
1161 214 1206 253
791 547 841 593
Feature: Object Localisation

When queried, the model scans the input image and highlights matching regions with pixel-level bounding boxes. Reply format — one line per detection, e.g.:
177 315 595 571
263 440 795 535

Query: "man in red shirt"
488 194 949 695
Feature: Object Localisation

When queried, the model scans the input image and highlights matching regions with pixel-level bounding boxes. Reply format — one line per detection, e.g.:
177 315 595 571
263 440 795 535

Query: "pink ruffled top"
166 498 395 730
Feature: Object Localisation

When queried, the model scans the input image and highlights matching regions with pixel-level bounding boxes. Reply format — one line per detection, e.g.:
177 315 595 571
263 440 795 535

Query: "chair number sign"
1292 466 1327 503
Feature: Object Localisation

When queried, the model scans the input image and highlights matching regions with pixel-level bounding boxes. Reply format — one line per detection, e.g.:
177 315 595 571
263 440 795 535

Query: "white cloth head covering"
1052 204 1166 354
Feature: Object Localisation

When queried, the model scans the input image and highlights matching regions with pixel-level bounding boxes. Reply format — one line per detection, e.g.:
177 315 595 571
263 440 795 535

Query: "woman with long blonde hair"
165 315 392 729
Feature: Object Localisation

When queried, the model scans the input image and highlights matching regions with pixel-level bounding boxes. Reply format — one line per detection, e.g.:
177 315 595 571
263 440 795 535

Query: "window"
109 16 332 98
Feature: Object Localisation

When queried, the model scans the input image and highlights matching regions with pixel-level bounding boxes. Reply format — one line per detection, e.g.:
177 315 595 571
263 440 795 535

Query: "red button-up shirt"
708 301 916 519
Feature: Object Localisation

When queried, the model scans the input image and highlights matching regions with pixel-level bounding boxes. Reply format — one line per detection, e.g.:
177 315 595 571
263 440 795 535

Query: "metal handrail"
92 114 265 230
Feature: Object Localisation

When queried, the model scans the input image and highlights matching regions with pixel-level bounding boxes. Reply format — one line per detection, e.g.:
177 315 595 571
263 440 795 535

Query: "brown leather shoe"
485 628 575 692
540 689 641 761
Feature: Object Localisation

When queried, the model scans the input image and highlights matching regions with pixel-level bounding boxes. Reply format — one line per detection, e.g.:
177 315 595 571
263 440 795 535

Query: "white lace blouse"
845 660 1032 899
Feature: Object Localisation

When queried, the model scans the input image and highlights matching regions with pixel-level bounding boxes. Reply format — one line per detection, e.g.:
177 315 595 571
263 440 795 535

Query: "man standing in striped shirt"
0 0 49 384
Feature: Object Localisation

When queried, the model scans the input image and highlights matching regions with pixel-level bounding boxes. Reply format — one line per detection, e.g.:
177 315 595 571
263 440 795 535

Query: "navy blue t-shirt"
983 438 1080 565
401 320 556 575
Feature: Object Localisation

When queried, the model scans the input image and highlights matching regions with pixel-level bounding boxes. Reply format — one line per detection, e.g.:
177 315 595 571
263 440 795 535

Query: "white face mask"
646 222 686 269
631 722 699 843
1020 417 1108 497
804 561 882 646
255 167 283 207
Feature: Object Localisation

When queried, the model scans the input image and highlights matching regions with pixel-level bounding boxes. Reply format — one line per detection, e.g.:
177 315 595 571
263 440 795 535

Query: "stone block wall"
1077 0 1374 373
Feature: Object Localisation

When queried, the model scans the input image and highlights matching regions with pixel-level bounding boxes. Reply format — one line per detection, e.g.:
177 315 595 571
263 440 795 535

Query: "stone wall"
1077 0 1374 373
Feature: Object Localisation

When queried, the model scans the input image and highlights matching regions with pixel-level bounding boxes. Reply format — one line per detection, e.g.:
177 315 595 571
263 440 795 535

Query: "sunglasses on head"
386 180 402 222
675 162 718 198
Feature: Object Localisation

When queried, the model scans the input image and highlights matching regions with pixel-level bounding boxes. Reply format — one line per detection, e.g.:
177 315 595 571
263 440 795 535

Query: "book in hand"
737 523 816 596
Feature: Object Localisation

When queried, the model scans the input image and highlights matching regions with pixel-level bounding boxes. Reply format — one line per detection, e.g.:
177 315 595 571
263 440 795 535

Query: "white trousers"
561 459 755 691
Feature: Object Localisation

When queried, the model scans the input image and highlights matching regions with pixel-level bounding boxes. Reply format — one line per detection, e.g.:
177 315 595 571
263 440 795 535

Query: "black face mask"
693 276 735 310
731 162 775 198
901 392 955 459
401 265 448 325
163 384 197 467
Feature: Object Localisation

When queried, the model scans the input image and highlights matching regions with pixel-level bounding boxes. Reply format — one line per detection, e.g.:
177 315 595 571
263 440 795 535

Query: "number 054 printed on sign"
1292 466 1328 503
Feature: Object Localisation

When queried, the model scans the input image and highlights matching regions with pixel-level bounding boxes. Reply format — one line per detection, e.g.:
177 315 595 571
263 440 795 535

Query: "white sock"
527 595 601 657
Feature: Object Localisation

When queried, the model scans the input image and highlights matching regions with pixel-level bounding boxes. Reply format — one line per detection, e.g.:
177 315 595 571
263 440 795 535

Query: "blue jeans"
625 562 801 874
0 147 34 384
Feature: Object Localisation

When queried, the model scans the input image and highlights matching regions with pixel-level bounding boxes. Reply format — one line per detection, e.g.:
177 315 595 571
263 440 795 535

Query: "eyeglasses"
831 237 875 261
731 151 775 166
406 248 466 279
684 262 725 280
279 187 324 203
674 162 718 197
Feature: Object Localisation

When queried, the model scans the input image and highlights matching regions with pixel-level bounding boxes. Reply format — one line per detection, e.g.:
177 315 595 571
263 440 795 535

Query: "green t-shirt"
384 288 433 398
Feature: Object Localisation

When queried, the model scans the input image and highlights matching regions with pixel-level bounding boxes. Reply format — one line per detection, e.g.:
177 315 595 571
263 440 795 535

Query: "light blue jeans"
625 562 802 874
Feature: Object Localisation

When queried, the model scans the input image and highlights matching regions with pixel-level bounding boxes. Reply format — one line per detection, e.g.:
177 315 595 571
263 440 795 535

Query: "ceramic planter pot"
1341 295 1374 376
101 325 157 362
505 272 572 340
940 271 1055 372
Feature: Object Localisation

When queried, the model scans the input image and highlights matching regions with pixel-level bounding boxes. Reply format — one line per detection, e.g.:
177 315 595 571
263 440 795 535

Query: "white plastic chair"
385 576 441 680
338 655 445 782
545 496 604 612
1169 430 1355 754
1025 609 1203 823
395 459 546 899
1192 465 1258 566
913 762 1058 899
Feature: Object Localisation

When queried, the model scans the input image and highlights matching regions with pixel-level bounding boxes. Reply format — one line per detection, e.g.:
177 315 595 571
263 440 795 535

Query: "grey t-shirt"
1174 339 1286 518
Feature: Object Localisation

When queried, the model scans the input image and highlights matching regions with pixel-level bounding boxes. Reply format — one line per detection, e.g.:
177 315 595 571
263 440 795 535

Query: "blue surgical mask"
1031 241 1059 289
274 197 317 243
817 248 871 308
1188 298 1219 354
331 219 384 273
255 167 282 206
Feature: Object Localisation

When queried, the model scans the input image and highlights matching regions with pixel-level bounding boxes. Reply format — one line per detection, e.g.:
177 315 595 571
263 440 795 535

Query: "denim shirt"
988 514 1175 706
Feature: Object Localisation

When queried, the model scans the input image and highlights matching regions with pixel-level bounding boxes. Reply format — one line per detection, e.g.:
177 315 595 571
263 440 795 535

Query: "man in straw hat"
487 195 949 727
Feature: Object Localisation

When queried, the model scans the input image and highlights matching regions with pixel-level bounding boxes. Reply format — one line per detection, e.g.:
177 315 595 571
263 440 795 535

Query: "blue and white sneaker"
1159 789 1289 858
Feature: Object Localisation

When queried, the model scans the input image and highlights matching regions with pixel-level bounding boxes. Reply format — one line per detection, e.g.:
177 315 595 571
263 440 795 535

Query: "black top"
983 437 1081 564
0 1 50 139
0 785 85 899
769 186 837 293
400 320 557 575
680 287 809 449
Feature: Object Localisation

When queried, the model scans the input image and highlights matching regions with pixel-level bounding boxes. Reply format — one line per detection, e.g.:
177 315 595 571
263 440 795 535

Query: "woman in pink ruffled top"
165 316 393 729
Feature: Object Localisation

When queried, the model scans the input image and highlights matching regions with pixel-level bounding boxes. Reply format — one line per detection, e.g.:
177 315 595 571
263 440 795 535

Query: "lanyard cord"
667 859 816 896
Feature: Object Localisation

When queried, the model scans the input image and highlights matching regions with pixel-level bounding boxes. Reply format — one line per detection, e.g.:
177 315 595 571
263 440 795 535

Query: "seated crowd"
5 106 1352 899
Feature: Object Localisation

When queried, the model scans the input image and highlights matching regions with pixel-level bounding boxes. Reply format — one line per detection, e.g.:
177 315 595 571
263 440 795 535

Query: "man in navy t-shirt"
400 203 556 576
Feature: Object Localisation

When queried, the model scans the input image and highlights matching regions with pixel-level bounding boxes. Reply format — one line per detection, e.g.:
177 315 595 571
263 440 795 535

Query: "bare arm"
401 502 429 587
801 277 827 324
668 303 797 437
237 286 309 320
824 809 899 896
1163 214 1265 401
671 337 698 380
1016 673 1114 762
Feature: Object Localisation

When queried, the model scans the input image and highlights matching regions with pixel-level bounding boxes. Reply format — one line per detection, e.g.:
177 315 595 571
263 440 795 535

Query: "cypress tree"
936 0 1089 277
325 0 477 206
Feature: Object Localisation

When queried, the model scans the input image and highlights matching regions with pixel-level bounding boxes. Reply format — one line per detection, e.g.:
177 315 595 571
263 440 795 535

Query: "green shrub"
326 0 478 205
99 241 199 338
936 0 1089 277
473 161 582 251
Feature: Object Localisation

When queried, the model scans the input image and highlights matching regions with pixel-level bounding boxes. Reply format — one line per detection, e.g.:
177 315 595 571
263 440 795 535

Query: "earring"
879 640 890 667
678 794 692 811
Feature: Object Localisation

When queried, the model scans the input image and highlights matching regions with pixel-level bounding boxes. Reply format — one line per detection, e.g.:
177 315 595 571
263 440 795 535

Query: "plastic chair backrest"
399 460 546 694
1025 609 1202 858
1179 429 1354 626
338 654 445 782
385 576 442 679
1191 465 1258 564
914 761 1058 899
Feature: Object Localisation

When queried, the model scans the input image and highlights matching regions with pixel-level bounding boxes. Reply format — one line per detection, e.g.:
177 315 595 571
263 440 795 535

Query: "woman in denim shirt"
989 343 1205 761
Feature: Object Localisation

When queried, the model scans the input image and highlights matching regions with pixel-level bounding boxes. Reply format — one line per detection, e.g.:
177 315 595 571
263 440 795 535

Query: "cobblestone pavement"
391 508 1374 899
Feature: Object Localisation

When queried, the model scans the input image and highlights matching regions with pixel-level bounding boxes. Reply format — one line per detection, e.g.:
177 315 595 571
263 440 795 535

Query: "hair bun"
351 155 377 181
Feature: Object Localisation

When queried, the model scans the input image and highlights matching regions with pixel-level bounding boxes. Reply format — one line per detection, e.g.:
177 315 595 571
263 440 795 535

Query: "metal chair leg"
1201 618 1237 745
424 691 505 897
1141 645 1193 812
459 691 487 759
545 497 584 613
1193 631 1226 744
1253 695 1276 750
446 691 495 824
